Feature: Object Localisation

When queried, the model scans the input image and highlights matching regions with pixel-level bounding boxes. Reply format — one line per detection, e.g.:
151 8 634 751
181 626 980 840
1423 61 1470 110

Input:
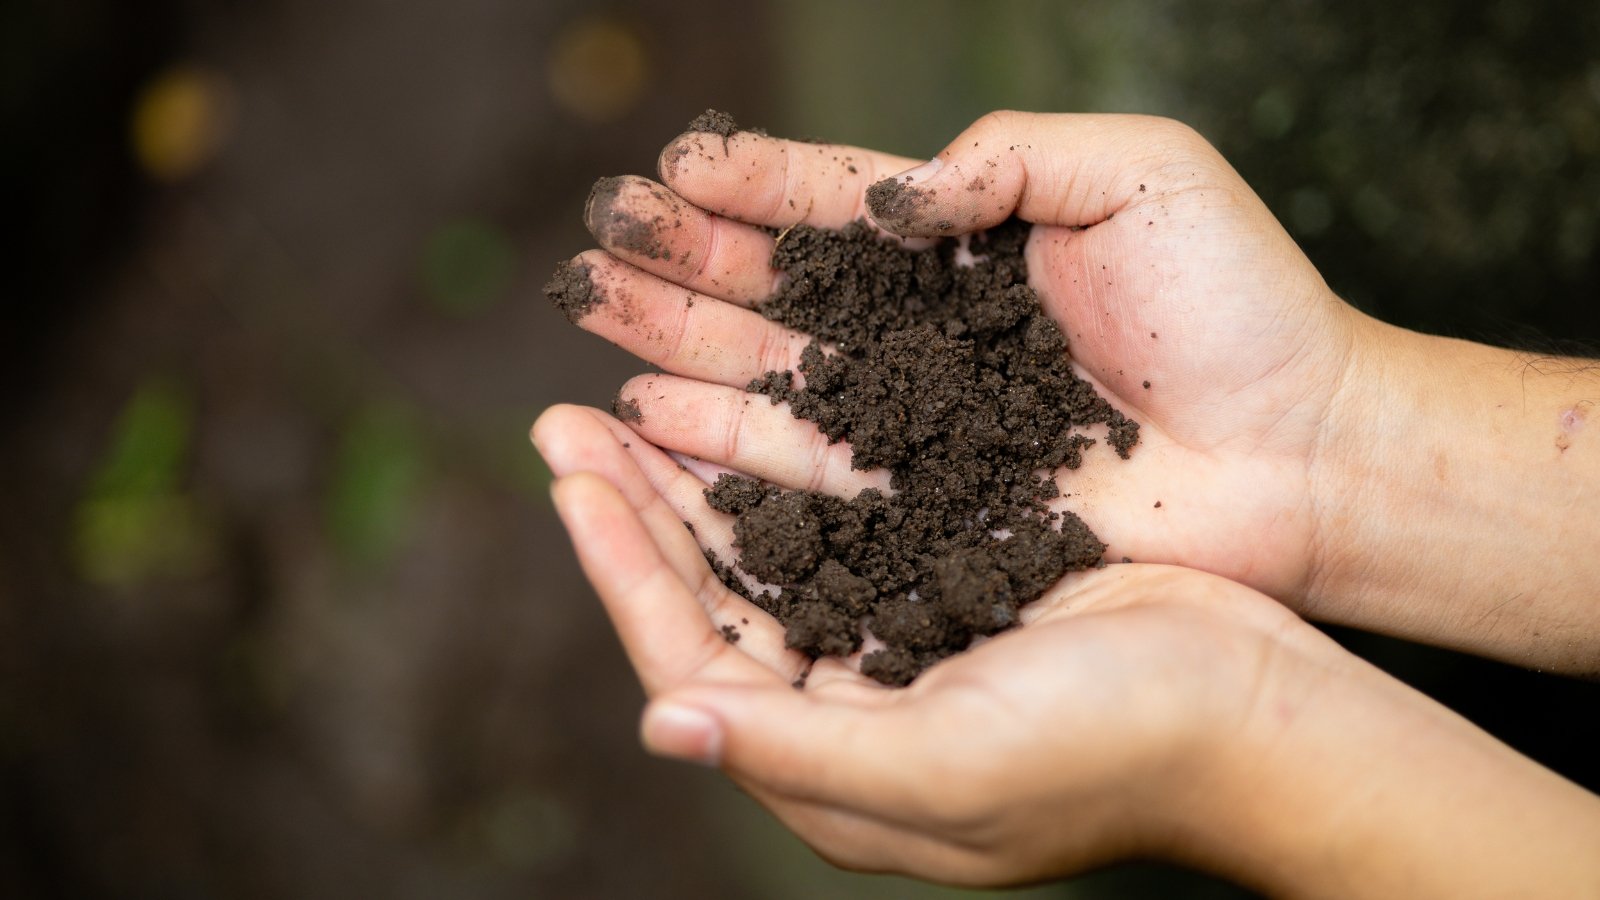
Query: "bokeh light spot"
547 16 649 123
326 403 426 568
131 64 233 182
422 219 516 317
1289 186 1333 238
1251 86 1296 140
73 378 212 585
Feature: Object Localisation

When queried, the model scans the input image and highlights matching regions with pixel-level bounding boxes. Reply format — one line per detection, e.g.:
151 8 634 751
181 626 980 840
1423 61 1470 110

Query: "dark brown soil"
710 219 1138 685
685 109 742 139
612 394 643 424
544 259 602 323
681 109 768 157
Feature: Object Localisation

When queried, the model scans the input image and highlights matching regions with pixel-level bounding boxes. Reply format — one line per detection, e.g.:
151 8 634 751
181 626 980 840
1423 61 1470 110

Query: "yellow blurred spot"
132 64 233 181
547 17 649 123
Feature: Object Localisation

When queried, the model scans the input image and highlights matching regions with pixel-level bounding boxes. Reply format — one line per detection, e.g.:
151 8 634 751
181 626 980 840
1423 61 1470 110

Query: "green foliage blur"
73 378 212 585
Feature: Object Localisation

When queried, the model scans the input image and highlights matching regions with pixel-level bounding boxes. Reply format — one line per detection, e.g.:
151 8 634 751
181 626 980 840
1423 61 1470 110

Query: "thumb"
865 111 1227 237
640 684 931 819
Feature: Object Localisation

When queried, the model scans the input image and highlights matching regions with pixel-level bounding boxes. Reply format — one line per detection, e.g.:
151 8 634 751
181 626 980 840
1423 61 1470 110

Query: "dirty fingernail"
584 175 629 236
866 159 944 230
642 702 723 767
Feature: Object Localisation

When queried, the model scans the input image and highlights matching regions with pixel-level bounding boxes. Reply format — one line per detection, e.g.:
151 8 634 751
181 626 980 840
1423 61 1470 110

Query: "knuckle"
755 326 796 376
804 429 834 493
763 142 797 223
722 392 748 463
972 109 1021 136
1142 116 1211 155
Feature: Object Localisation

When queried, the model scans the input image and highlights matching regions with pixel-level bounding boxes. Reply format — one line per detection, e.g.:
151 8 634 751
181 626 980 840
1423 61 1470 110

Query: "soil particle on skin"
720 624 741 644
684 109 767 151
613 394 643 424
705 217 1137 685
864 177 936 232
544 259 602 323
586 176 671 260
686 108 741 139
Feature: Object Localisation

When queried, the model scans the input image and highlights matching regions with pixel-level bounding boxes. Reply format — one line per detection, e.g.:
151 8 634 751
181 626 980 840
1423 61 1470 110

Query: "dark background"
3 1 1597 897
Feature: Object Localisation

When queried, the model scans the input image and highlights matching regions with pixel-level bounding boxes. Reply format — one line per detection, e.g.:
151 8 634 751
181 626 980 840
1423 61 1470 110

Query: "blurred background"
3 0 1597 897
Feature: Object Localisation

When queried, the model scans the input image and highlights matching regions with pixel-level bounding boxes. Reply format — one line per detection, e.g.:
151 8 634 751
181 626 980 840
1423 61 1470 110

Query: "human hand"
530 402 1317 885
559 112 1358 616
531 405 1600 894
554 111 1600 671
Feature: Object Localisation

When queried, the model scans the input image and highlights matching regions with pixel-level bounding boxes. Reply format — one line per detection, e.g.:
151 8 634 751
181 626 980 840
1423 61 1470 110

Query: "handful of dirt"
550 113 1139 686
707 215 1138 686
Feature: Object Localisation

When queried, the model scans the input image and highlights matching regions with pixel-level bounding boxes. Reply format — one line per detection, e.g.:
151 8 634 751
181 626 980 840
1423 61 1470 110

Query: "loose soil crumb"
711 218 1138 685
684 109 767 151
686 109 741 139
719 624 741 644
613 394 643 424
544 260 601 323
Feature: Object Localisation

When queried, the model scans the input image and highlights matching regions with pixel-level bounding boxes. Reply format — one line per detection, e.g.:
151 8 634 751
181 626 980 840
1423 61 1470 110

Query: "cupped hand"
556 112 1368 611
531 403 1349 886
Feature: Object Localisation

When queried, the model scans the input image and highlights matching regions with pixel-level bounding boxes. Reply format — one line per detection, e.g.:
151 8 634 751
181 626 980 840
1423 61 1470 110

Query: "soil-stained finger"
551 473 779 696
657 129 927 237
584 175 780 306
618 374 891 499
545 250 811 387
533 405 807 679
535 403 726 587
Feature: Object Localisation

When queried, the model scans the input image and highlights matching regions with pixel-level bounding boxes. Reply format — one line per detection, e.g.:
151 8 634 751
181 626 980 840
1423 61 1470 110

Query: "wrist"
1304 316 1600 670
1301 312 1418 621
1175 636 1600 898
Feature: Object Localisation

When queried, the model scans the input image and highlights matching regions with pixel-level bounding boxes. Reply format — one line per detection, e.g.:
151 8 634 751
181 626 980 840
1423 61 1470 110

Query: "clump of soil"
612 393 643 424
664 110 769 174
544 260 600 323
685 109 742 139
709 218 1138 685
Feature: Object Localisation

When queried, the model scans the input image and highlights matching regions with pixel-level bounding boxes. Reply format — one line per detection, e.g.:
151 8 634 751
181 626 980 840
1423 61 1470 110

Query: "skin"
532 112 1600 894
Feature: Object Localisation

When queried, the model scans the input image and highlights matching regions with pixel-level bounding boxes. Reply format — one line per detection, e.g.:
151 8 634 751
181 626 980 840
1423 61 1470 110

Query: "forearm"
1184 648 1600 898
1311 315 1600 673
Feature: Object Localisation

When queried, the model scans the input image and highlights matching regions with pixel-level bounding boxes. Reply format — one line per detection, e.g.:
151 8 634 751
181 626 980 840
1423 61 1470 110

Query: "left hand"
531 404 1350 886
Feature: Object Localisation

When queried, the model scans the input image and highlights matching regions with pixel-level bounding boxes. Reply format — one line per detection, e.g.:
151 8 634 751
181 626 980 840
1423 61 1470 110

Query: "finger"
550 472 777 695
642 683 942 826
657 129 926 236
620 374 891 498
534 406 805 677
738 784 996 884
534 404 721 586
861 111 1227 237
547 250 811 387
583 175 781 306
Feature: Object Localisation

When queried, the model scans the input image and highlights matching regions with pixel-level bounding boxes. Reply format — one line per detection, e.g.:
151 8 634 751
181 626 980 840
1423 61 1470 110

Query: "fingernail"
584 176 624 229
641 702 723 767
866 159 943 230
890 157 943 185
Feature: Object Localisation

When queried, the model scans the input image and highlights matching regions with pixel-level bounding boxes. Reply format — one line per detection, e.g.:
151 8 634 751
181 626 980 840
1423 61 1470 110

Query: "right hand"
563 111 1367 610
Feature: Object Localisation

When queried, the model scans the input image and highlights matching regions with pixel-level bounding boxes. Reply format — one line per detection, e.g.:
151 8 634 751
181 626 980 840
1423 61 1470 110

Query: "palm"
534 400 1318 881
1025 185 1355 596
